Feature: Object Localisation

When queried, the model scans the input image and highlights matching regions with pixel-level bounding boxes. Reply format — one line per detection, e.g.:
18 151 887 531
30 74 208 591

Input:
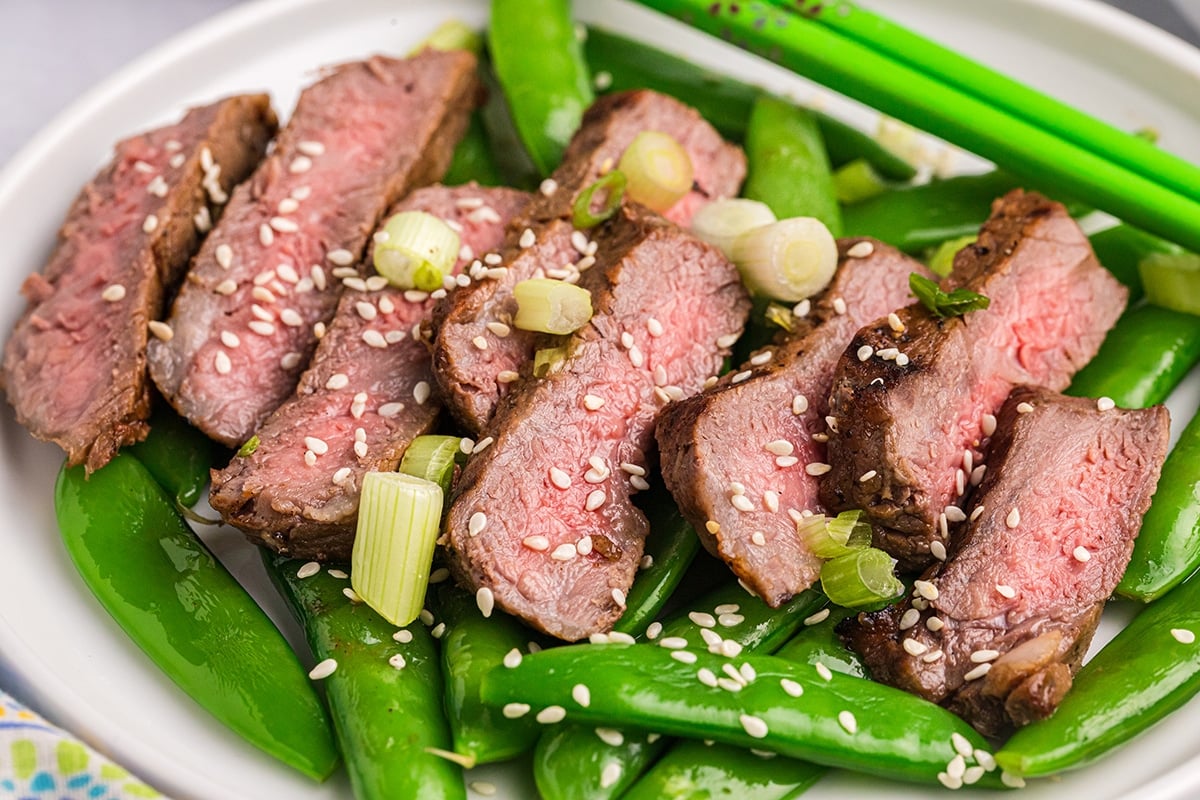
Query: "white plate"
2 1 1199 798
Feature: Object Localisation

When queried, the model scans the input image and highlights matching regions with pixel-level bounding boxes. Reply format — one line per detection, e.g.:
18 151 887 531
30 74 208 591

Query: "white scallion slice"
799 510 872 560
533 346 569 378
398 435 464 496
513 278 593 334
820 547 905 608
617 131 694 212
833 158 889 205
690 198 777 258
373 210 460 291
350 472 443 627
408 18 482 55
731 217 838 302
1140 252 1200 316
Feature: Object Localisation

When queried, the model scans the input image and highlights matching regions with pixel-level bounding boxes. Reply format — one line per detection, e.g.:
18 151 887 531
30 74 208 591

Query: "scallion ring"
690 198 777 258
513 278 593 334
572 170 627 228
617 131 694 212
373 210 460 291
731 216 839 302
820 547 905 609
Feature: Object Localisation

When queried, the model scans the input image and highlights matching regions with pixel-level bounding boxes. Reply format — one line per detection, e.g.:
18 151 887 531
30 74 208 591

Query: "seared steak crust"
210 185 528 561
445 204 750 640
428 90 746 434
840 386 1169 737
149 51 478 447
656 239 928 606
3 94 276 471
820 191 1127 569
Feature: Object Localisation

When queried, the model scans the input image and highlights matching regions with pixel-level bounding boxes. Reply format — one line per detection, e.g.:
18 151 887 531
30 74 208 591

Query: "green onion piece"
572 170 627 228
909 272 990 318
798 510 872 559
617 131 694 212
763 302 795 332
399 435 465 497
833 158 889 204
820 547 905 608
513 278 593 334
689 198 777 258
1140 253 1200 316
408 18 483 55
350 472 444 627
731 217 839 302
533 346 569 378
926 234 977 278
373 210 460 291
236 435 260 458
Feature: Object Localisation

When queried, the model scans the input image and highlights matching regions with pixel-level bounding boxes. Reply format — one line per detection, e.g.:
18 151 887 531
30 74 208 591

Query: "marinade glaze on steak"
2 95 276 472
820 191 1127 570
656 239 929 606
148 51 478 447
428 90 746 434
840 386 1169 737
445 204 750 641
211 185 528 561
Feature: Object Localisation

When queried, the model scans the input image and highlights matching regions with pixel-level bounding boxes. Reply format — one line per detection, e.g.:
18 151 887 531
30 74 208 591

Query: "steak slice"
839 386 1169 738
428 89 746 434
820 190 1127 570
148 50 478 447
444 204 750 640
210 184 529 561
2 94 276 472
656 239 928 606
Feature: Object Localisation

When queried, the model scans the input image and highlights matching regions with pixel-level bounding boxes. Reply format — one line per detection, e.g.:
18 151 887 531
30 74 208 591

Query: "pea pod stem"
55 454 338 781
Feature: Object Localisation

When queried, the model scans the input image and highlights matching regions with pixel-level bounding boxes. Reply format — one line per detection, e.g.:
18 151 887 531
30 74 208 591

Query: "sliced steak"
210 184 528 561
2 94 276 472
820 190 1127 570
428 89 745 434
657 239 929 606
445 204 750 640
840 386 1169 738
149 51 478 447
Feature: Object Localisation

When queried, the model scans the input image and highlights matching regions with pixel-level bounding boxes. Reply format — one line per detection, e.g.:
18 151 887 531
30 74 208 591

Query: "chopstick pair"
632 0 1200 253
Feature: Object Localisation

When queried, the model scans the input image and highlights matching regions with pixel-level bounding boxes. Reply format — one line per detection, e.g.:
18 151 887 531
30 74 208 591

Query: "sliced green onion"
798 510 872 559
399 435 465 497
910 272 990 318
820 547 905 608
1140 252 1200 316
833 158 889 205
236 434 260 458
689 198 777 258
617 131 694 212
533 346 569 378
572 170 626 228
763 302 795 332
513 278 593 334
408 18 482 55
350 472 444 627
731 217 838 302
373 210 460 291
926 234 977 278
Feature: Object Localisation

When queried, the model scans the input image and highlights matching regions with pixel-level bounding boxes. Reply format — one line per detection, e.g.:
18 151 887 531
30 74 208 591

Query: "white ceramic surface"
1 1 1199 798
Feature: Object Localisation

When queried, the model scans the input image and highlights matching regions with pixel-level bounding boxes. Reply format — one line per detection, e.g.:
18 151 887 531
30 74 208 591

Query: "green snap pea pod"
532 584 825 800
774 605 867 678
620 738 825 800
488 0 593 176
1118 405 1200 601
264 554 464 800
129 406 223 507
1089 224 1183 304
443 113 503 187
582 27 916 180
997 572 1200 776
55 454 338 781
434 584 541 765
743 95 843 235
485 644 1002 787
1067 303 1200 409
478 56 541 189
611 486 702 636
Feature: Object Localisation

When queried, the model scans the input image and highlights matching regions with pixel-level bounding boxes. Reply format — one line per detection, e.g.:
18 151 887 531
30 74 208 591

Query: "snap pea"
264 553 464 800
488 0 593 176
484 644 1002 787
434 584 541 765
443 113 503 187
611 486 702 637
997 571 1200 777
774 605 867 679
1118 405 1200 601
1089 224 1183 304
743 95 843 235
619 738 825 800
532 583 825 800
55 454 338 781
1066 303 1200 409
129 405 223 507
478 56 541 189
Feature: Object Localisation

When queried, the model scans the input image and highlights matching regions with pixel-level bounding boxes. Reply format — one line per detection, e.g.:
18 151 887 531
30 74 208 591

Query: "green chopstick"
774 0 1200 206
633 0 1200 254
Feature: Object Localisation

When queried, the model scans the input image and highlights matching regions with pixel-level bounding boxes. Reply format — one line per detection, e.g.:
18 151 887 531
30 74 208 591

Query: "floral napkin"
0 690 167 799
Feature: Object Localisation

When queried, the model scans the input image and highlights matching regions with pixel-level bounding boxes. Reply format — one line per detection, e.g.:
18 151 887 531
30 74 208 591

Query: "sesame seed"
194 207 212 232
659 637 688 650
476 587 495 618
497 370 520 384
169 153 186 168
585 490 606 511
519 227 536 248
486 321 511 338
791 394 809 415
731 494 754 512
971 649 1000 663
963 663 992 681
717 677 743 692
258 223 274 246
355 301 377 321
887 312 905 332
996 584 1017 599
804 608 830 626
1017 402 1034 414
847 240 875 258
583 394 605 410
377 296 394 314
970 504 985 521
413 382 431 404
1097 396 1116 411
816 662 833 681
376 402 404 418
895 353 910 367
922 647 944 661
536 705 566 724
876 347 899 360
1073 545 1091 562
716 333 739 348
468 512 487 537
859 470 877 482
502 703 530 719
947 755 967 780
731 369 753 384
903 638 928 656
765 439 794 456
671 650 698 664
805 463 832 476
303 450 317 466
697 667 719 688
717 613 745 627
971 465 987 486
899 608 921 630
938 772 963 790
100 284 126 303
1001 772 1026 788
838 710 858 734
645 621 662 639
751 532 766 546
793 299 811 317
914 580 939 600
572 683 592 707
1006 507 1021 528
270 216 299 233
832 297 847 315
705 520 720 534
740 714 769 738
429 567 450 584
1172 628 1196 644
955 469 965 496
470 781 497 797
332 467 352 485
279 309 303 327
472 335 488 351
539 178 559 196
551 543 578 561
931 540 948 561
687 611 717 628
629 346 645 367
296 561 321 579
251 286 276 304
142 214 158 233
600 763 622 790
857 345 874 361
148 320 174 341
213 351 232 375
763 491 780 513
297 140 325 157
548 467 572 489
944 505 966 523
289 155 312 174
522 535 550 551
308 659 338 680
